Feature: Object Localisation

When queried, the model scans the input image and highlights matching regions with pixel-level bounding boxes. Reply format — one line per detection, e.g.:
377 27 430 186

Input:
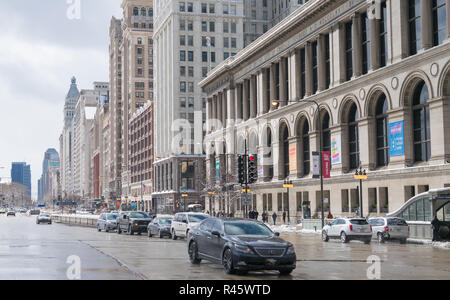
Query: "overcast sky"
0 0 122 199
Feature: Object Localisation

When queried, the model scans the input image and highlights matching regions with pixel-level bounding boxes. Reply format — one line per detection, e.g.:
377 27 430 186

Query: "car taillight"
385 226 389 232
408 226 410 232
370 225 372 232
349 224 353 231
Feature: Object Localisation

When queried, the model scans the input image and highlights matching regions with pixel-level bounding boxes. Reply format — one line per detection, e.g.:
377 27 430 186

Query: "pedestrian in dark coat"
272 212 277 225
431 215 441 241
282 211 287 224
262 211 267 223
255 211 259 221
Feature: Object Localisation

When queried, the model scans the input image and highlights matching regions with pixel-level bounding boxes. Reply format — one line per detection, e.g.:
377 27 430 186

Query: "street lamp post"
272 99 324 227
355 166 368 218
283 179 293 224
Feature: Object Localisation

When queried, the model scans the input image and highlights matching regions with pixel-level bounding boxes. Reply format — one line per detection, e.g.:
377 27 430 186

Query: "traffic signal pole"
245 139 248 218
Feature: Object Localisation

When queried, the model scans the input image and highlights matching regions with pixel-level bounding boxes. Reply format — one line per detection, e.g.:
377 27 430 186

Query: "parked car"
171 212 210 240
188 218 296 275
36 214 52 224
322 217 372 244
148 217 173 238
6 211 16 217
369 217 409 243
117 211 152 235
27 209 41 216
0 208 7 214
97 213 119 232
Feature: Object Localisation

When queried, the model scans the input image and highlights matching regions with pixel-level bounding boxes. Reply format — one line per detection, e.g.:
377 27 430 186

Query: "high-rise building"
37 148 60 202
108 17 124 201
119 0 154 203
11 162 31 197
60 77 80 198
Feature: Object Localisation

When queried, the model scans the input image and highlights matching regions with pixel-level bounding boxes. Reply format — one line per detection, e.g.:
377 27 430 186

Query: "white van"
171 212 210 240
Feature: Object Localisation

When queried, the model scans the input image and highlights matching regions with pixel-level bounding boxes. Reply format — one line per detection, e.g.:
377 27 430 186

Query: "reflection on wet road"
0 214 449 280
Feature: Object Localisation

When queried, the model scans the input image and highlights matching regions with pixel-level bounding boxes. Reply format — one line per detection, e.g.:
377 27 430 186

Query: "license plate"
266 259 277 265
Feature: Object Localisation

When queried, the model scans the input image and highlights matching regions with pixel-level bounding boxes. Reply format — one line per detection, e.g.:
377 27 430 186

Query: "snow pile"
407 238 450 249
432 241 450 249
269 224 321 235
52 213 99 220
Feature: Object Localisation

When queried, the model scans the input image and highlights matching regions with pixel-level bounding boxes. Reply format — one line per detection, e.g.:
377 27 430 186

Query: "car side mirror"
274 232 280 237
211 231 221 237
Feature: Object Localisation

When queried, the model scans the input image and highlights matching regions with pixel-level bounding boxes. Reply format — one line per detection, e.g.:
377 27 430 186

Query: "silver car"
368 217 409 244
97 213 119 232
36 214 52 224
322 218 372 244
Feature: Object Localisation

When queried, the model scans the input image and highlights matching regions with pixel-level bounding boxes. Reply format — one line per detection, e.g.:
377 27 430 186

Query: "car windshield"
224 222 274 236
107 214 118 220
159 218 172 225
350 219 369 225
387 218 408 226
188 215 209 223
129 212 149 219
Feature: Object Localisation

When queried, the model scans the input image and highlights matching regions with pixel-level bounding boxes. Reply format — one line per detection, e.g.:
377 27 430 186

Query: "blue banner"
389 121 405 157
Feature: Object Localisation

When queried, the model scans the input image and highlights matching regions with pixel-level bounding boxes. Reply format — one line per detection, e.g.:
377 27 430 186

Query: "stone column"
429 97 450 164
242 79 250 121
318 34 327 92
270 64 276 110
292 50 301 100
262 68 269 114
280 58 287 106
222 91 228 129
352 13 362 78
236 83 243 121
257 71 265 116
218 93 223 129
272 142 280 181
305 42 313 97
421 0 433 50
358 118 371 170
206 98 212 133
337 23 347 84
370 14 381 71
447 0 450 40
250 75 257 118
226 88 235 125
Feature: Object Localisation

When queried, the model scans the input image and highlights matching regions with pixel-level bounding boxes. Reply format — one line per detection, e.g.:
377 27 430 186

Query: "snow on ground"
51 213 100 220
408 238 450 249
268 224 321 235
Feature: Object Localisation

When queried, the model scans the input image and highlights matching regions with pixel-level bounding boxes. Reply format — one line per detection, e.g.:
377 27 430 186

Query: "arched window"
348 103 360 170
321 112 331 153
413 81 431 162
281 125 290 179
133 7 139 16
376 95 389 167
302 121 310 176
141 7 147 16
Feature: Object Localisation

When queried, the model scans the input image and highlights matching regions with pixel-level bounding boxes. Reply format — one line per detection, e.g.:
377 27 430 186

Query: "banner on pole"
322 151 331 179
312 152 320 179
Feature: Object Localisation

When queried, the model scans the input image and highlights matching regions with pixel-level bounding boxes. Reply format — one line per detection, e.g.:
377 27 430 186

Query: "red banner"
322 151 331 179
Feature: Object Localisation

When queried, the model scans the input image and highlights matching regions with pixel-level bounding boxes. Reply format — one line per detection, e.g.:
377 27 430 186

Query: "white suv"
322 218 372 244
171 212 210 240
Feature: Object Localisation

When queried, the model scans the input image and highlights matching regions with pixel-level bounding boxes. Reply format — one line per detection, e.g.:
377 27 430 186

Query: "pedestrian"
282 211 286 224
327 211 333 219
272 212 277 225
255 210 259 221
431 215 440 241
263 211 267 223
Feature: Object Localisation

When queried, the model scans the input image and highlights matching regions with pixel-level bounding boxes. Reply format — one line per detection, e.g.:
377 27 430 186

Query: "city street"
0 214 448 280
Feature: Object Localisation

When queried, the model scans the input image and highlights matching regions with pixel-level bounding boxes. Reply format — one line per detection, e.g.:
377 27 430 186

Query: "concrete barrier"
52 214 98 228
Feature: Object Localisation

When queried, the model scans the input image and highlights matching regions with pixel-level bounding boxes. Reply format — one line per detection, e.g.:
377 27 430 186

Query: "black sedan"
187 218 296 275
147 217 173 238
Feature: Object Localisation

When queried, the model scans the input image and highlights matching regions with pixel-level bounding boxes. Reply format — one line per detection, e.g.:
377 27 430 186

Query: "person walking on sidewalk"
282 211 287 224
272 212 277 225
431 215 441 241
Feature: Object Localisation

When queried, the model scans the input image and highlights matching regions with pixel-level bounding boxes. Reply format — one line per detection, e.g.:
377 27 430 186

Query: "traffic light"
248 154 258 184
237 155 246 185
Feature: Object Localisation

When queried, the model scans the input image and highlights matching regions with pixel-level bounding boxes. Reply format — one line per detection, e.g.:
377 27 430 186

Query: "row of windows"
180 20 238 33
180 2 237 15
132 7 153 17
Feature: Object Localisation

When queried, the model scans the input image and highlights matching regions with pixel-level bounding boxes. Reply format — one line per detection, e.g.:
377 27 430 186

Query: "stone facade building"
201 0 450 222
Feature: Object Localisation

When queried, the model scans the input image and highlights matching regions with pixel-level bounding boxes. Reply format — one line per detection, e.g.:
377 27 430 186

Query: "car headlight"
286 246 295 255
233 243 252 254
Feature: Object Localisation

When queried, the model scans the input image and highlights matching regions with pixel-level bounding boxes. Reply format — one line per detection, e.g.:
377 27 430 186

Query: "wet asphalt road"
0 214 449 280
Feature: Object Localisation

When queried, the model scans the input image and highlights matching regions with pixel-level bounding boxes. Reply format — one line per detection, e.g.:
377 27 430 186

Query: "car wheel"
159 230 164 239
340 232 348 243
377 233 385 243
36 221 39 225
128 226 134 235
172 230 178 240
322 231 329 242
186 230 190 239
400 238 407 244
188 241 201 264
98 226 102 232
117 226 122 234
222 248 236 274
148 229 153 238
279 269 294 276
364 238 371 245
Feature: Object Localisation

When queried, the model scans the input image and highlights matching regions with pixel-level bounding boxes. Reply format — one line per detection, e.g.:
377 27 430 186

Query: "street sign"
283 184 293 188
241 194 251 205
354 175 368 180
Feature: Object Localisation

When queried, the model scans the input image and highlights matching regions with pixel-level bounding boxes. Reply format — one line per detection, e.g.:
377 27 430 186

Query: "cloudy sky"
0 0 122 199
